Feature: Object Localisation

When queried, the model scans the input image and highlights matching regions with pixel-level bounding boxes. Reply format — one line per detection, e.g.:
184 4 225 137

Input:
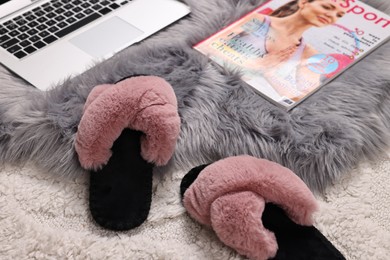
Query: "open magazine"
194 0 390 110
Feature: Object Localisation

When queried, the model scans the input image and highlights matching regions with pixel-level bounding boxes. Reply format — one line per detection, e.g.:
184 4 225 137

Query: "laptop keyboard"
0 0 132 59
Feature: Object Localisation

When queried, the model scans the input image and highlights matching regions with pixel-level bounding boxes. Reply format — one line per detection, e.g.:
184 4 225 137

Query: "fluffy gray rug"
0 0 390 193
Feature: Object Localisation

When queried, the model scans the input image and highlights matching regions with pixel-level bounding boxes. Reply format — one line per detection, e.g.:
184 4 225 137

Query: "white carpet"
1 149 389 259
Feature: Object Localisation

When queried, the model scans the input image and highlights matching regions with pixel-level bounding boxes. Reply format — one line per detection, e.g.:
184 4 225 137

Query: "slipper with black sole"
180 155 345 260
75 76 181 231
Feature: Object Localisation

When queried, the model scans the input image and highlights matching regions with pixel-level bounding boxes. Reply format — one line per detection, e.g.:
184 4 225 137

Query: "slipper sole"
89 129 153 231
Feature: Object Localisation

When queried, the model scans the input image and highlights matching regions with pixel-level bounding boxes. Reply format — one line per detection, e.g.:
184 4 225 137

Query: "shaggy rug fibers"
1 150 389 259
0 0 390 258
0 0 389 193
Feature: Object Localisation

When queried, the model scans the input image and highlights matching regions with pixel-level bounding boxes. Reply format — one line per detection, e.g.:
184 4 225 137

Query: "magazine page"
194 0 390 110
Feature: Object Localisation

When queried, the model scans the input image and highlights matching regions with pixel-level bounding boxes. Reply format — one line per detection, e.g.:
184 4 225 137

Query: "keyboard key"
1 38 18 49
14 50 27 59
37 24 48 31
24 46 37 54
3 20 13 26
33 41 46 49
0 27 8 34
26 29 38 35
15 17 27 26
55 15 65 22
7 44 22 53
66 17 76 24
99 7 112 15
46 20 56 26
64 4 74 10
25 14 37 21
5 22 17 30
46 12 56 18
55 12 101 38
38 31 50 38
64 11 74 17
81 3 91 8
27 21 39 27
43 6 54 13
19 25 29 32
15 19 27 26
19 40 31 47
109 3 120 9
83 9 93 15
56 8 65 14
52 2 61 8
29 35 40 42
75 13 86 19
9 30 20 37
48 26 59 33
22 11 32 17
34 10 46 17
0 35 10 44
92 4 102 10
57 22 68 28
17 33 29 40
43 35 58 44
72 7 82 13
13 15 23 22
37 17 48 23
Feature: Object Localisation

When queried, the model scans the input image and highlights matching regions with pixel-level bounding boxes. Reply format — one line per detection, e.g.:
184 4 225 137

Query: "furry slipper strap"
180 155 341 260
75 75 181 170
183 155 318 227
75 76 180 230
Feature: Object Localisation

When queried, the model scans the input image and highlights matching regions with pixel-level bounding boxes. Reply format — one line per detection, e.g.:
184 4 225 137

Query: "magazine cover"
194 0 390 110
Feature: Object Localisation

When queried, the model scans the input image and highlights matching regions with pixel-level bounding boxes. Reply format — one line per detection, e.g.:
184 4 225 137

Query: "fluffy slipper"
75 76 180 230
180 155 345 260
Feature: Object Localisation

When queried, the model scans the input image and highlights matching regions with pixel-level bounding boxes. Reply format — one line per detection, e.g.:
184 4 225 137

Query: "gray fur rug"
0 0 389 193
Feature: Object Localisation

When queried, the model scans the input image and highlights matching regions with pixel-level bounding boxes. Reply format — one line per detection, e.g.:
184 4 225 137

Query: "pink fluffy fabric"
75 76 181 170
183 155 318 260
211 191 278 260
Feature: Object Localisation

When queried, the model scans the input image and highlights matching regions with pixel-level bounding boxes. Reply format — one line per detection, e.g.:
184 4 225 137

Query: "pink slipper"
180 155 318 260
75 76 180 230
181 156 345 260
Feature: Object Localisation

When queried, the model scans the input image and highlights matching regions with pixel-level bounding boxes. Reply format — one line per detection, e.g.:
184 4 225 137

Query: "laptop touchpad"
70 16 144 58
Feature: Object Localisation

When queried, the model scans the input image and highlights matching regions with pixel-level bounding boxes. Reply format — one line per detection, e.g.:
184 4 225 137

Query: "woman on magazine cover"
223 0 347 103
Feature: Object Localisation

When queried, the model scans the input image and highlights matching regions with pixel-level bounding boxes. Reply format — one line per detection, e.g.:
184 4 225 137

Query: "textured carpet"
1 0 390 258
0 0 389 193
1 150 389 259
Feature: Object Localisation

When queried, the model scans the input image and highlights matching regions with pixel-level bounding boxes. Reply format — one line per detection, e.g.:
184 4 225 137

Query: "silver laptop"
0 0 190 90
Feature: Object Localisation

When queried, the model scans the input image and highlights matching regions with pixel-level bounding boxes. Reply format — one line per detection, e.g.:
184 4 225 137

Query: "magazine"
194 0 390 110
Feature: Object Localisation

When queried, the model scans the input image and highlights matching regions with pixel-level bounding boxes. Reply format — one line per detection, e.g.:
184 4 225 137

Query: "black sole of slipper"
263 203 346 260
89 129 154 231
180 165 345 260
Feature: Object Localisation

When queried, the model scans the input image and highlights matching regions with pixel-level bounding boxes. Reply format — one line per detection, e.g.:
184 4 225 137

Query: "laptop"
0 0 190 90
